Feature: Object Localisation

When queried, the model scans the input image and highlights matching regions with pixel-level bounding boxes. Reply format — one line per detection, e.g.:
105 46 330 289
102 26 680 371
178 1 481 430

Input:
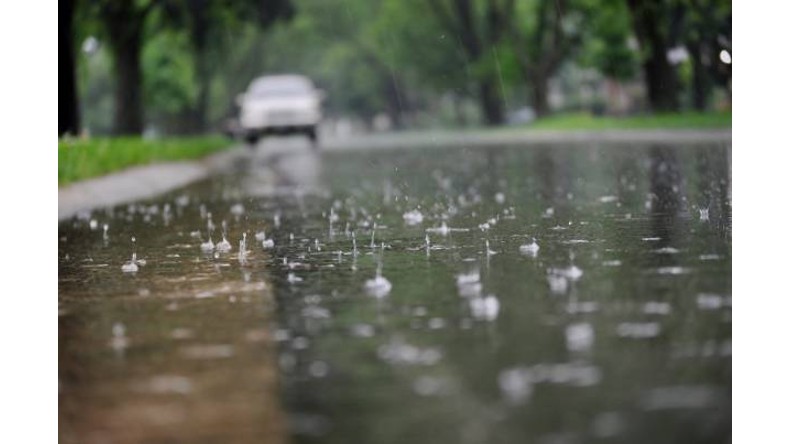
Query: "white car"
237 74 324 146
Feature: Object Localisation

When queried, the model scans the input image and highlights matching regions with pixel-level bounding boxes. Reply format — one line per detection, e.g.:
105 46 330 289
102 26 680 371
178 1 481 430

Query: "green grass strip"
58 136 231 186
521 111 731 131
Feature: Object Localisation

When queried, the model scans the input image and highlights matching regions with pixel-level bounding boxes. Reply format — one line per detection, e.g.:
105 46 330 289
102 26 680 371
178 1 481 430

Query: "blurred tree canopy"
67 0 293 136
61 0 731 137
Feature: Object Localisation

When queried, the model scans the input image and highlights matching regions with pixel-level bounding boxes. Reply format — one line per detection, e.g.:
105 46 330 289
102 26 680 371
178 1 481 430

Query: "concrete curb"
58 146 246 221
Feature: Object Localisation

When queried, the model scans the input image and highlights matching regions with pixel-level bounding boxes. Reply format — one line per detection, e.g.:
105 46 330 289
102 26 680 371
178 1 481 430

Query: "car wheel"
307 127 319 149
245 134 259 147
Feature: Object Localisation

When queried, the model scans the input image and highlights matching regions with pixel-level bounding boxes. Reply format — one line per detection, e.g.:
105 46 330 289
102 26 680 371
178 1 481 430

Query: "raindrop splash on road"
59 142 731 444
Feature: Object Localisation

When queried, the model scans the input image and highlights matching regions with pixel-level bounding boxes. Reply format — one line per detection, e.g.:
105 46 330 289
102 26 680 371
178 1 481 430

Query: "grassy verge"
58 136 231 186
519 111 731 131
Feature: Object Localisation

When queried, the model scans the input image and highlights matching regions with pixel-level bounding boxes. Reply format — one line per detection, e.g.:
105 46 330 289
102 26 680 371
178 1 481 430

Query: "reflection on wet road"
59 139 731 443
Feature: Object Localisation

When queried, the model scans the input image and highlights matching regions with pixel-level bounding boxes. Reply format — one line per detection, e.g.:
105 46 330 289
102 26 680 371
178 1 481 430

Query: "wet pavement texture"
59 139 731 444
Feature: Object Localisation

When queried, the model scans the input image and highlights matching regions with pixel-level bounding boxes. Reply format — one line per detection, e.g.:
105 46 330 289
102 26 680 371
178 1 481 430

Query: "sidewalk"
58 146 246 221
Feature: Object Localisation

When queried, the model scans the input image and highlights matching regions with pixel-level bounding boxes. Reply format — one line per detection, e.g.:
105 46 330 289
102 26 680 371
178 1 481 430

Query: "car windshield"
249 77 312 98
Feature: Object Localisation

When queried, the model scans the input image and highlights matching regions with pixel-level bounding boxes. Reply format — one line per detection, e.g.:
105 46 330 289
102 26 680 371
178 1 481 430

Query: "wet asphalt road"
59 137 731 444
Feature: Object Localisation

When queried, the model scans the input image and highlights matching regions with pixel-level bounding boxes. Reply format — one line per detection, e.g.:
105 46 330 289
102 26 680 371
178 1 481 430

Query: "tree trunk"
688 41 711 111
643 53 678 112
453 94 467 127
626 0 679 112
112 37 144 135
59 0 79 136
190 51 211 133
189 2 211 134
103 4 147 136
532 74 550 118
384 72 404 129
479 79 504 126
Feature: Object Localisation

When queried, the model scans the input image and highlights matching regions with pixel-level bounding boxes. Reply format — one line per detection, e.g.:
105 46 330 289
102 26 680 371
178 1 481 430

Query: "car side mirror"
235 93 246 107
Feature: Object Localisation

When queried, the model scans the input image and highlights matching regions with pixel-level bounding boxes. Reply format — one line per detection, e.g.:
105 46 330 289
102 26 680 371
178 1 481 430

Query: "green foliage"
578 0 637 80
517 111 731 130
71 0 732 132
374 0 469 91
142 30 198 115
58 136 230 185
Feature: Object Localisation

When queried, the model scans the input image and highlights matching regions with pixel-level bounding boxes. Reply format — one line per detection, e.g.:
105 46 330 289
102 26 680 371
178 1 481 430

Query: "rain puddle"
59 142 731 443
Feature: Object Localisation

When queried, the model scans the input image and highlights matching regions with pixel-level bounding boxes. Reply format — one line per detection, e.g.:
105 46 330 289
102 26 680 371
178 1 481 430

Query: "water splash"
696 293 730 310
499 362 601 405
364 274 392 298
469 294 500 321
206 212 215 233
550 265 583 281
519 237 540 256
643 301 672 315
402 209 424 225
200 235 215 253
456 269 482 298
201 215 215 252
109 322 129 350
640 385 721 410
617 322 661 339
238 232 248 264
551 252 583 280
328 207 339 223
230 203 245 218
546 273 569 294
485 239 497 256
565 322 595 352
216 220 232 253
364 245 392 297
121 236 139 273
377 337 442 366
427 222 449 235
456 270 480 286
261 231 275 249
